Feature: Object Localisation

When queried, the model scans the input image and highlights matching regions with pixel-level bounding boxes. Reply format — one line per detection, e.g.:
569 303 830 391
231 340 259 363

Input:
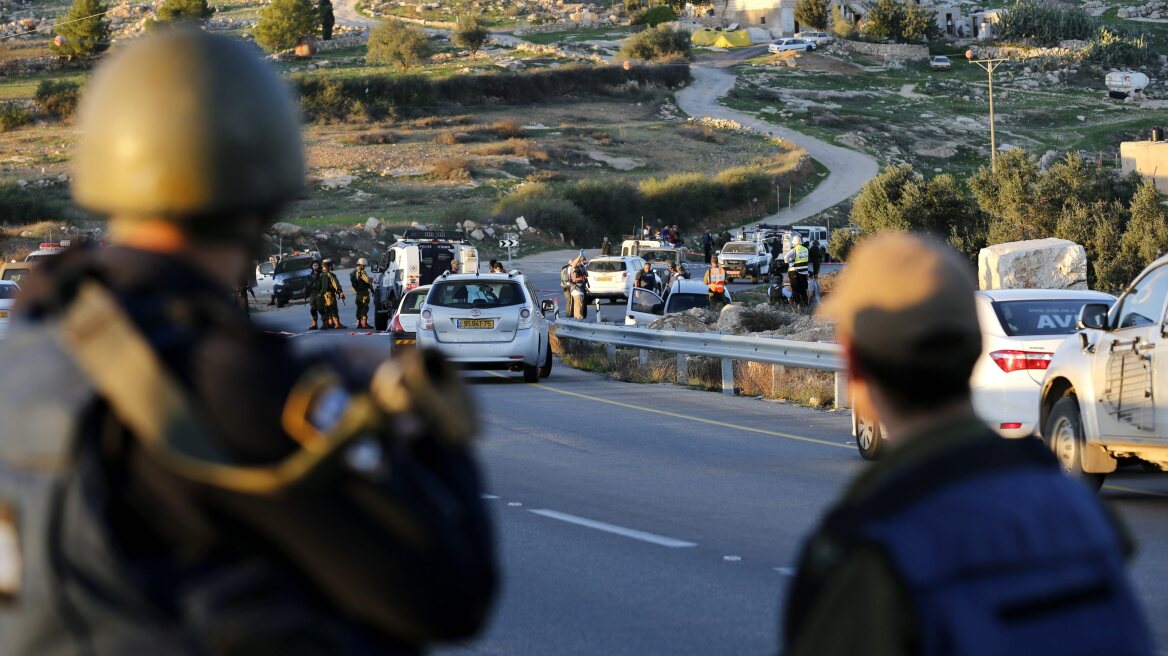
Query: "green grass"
521 27 631 45
0 71 87 101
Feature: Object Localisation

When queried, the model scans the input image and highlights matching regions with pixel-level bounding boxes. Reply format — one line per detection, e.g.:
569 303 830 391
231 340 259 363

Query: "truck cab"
717 241 770 283
372 229 478 331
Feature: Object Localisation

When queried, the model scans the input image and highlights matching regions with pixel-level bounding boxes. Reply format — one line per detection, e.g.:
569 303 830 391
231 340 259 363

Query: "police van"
372 229 479 331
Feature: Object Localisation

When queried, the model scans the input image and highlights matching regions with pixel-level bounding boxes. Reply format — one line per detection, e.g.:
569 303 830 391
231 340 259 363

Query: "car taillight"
1000 422 1023 430
623 272 628 280
420 308 433 330
990 350 1052 373
406 282 418 291
520 308 531 320
390 314 404 333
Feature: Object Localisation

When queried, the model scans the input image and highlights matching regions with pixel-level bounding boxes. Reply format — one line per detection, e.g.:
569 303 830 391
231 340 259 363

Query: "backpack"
560 265 572 288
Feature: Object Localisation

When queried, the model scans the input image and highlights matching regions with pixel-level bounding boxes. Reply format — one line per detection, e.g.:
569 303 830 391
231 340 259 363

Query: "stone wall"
0 56 88 77
836 38 929 62
967 40 1087 61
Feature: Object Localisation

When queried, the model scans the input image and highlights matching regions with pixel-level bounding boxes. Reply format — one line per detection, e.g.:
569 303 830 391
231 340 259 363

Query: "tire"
856 411 884 460
275 295 287 308
523 363 539 383
539 341 553 378
1044 396 1105 491
374 310 389 332
726 276 735 284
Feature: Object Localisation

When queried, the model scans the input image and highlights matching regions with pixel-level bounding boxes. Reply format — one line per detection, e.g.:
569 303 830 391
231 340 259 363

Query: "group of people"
560 254 588 320
1 27 1156 656
305 257 355 330
641 223 685 247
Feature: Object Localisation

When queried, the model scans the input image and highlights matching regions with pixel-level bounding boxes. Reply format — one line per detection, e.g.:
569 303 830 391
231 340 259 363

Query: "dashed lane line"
1102 484 1168 499
528 509 698 548
486 371 849 449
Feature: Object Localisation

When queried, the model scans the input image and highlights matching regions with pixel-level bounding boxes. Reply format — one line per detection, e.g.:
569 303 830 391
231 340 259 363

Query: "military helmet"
322 258 333 267
357 258 368 266
72 29 304 229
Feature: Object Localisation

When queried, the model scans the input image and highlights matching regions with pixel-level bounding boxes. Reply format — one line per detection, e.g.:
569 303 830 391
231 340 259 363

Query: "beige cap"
819 233 981 370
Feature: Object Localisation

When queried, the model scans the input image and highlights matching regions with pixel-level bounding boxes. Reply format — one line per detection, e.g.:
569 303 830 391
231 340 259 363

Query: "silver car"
416 272 555 382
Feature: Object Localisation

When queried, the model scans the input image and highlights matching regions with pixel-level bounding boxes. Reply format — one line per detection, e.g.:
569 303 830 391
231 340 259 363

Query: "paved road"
252 296 1168 655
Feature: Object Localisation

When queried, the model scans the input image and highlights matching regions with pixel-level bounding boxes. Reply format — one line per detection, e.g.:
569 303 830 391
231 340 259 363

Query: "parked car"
768 38 814 53
625 278 732 326
717 241 771 283
794 31 833 46
0 280 17 339
1040 257 1168 488
0 262 33 287
388 284 430 352
854 289 1116 460
272 252 322 308
416 272 555 382
586 256 645 303
930 55 952 71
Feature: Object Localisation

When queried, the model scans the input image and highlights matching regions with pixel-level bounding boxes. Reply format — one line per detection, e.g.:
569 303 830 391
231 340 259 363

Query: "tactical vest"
706 267 726 292
790 246 809 273
786 435 1153 656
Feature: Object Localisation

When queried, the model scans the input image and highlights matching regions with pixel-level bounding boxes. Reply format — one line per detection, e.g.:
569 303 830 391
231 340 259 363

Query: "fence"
553 320 849 408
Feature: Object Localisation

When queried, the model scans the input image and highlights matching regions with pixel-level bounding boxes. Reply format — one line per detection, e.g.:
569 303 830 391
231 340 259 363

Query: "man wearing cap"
0 29 496 654
782 233 1152 656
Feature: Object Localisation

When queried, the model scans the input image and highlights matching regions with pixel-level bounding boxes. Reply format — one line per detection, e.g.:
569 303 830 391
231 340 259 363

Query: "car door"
1094 264 1168 439
626 288 666 326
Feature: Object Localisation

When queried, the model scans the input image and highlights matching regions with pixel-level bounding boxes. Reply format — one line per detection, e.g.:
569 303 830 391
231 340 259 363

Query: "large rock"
978 238 1088 290
270 222 304 239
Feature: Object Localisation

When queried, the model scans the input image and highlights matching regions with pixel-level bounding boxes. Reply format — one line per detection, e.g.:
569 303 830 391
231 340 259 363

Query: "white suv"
586 256 645 302
416 272 555 382
794 31 833 46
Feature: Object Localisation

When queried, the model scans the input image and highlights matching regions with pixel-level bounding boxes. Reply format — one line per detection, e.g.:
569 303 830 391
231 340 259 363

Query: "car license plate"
598 275 613 282
0 311 7 319
456 319 494 329
729 269 743 276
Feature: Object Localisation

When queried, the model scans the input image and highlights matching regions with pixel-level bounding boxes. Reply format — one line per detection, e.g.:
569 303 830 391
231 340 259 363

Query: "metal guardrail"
553 321 849 408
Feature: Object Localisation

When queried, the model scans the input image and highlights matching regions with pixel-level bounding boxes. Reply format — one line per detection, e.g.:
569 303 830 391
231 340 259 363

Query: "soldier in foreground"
322 258 346 329
783 233 1151 656
0 30 496 654
306 258 325 330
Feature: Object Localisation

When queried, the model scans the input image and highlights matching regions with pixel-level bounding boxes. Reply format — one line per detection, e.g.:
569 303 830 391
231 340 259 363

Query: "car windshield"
641 251 678 264
666 293 709 313
722 244 755 254
991 299 1106 336
401 289 429 313
588 260 626 272
0 284 18 299
429 281 525 309
276 257 316 274
24 252 57 262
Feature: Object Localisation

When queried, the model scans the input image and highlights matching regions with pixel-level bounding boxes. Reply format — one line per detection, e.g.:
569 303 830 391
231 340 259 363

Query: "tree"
900 1 938 42
861 0 936 43
319 0 335 40
51 0 110 60
619 25 691 61
366 18 432 69
830 5 856 39
155 0 212 23
1122 179 1168 268
968 148 1043 244
829 227 861 261
254 0 318 52
795 0 828 31
632 5 678 26
452 14 489 57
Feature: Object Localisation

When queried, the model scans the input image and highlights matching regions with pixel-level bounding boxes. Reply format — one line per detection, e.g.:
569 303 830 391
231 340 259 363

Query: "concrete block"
978 238 1088 291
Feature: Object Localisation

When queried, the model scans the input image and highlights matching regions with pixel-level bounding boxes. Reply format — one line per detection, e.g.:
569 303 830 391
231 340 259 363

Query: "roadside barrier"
553 320 848 408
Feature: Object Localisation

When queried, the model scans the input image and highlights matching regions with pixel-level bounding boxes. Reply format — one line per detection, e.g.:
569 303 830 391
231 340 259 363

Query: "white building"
720 0 797 35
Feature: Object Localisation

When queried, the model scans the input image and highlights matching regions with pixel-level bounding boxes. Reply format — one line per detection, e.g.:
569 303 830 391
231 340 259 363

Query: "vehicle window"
641 251 678 264
1113 265 1168 329
587 261 625 272
991 299 1110 336
1 269 28 285
0 284 18 299
631 288 664 315
24 252 56 262
722 243 755 254
258 262 275 276
401 290 429 313
666 293 709 313
275 257 316 274
429 281 525 309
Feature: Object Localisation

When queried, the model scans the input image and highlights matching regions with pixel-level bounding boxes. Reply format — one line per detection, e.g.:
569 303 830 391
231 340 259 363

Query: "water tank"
1105 70 1150 92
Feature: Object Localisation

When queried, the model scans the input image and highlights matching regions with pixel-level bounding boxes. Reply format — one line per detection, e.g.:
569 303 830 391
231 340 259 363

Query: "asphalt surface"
252 281 1168 655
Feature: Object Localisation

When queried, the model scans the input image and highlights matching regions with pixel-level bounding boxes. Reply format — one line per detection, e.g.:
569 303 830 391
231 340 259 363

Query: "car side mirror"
1077 303 1109 331
541 299 556 313
371 265 382 274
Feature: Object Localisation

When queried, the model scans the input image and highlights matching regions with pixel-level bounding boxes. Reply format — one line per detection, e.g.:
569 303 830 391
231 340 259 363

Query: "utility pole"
965 51 1007 172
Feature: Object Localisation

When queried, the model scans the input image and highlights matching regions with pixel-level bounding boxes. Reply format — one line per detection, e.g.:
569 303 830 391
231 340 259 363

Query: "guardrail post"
833 371 850 410
721 359 735 396
771 364 785 396
606 344 616 363
639 349 649 367
676 354 688 385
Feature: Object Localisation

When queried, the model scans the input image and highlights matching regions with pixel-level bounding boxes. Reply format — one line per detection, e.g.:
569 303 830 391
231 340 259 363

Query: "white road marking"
481 494 500 500
528 509 697 548
774 567 796 576
723 555 742 562
508 502 523 507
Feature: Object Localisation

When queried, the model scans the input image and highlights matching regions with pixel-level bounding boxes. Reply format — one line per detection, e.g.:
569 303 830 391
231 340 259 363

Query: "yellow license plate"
0 311 8 319
598 275 613 282
457 319 494 329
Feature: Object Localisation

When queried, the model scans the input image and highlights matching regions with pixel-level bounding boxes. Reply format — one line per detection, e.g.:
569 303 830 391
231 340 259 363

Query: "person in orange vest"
704 254 727 311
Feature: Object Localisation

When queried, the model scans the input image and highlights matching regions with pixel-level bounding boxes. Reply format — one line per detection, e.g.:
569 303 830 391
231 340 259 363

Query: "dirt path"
675 64 879 228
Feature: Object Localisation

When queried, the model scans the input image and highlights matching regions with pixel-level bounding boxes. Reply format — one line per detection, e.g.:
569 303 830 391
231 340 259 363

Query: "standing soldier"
322 258 346 329
350 257 373 329
702 229 714 265
571 255 588 320
306 258 324 329
0 29 496 654
600 236 613 257
784 234 810 308
704 255 727 310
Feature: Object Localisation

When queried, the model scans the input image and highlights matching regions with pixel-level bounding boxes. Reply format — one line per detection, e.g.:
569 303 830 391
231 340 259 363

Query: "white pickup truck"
717 241 771 283
1040 254 1168 488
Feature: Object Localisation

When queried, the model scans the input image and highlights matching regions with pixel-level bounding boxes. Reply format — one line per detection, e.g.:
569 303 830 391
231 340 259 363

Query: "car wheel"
275 295 286 308
808 44 815 51
539 341 553 378
726 276 735 283
523 363 539 383
374 310 388 332
856 411 884 460
1044 396 1105 490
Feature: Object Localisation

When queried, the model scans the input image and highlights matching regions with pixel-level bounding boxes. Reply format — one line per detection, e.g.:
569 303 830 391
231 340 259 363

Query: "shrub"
632 5 677 26
562 179 643 234
495 185 590 243
367 18 432 68
155 0 212 23
453 14 490 56
344 129 399 144
431 157 474 180
34 80 80 119
319 0 335 39
1082 26 1151 67
795 0 828 31
0 103 31 132
254 0 318 52
620 25 691 60
489 118 522 138
862 0 938 43
475 138 548 160
639 173 722 225
51 0 110 59
433 130 471 145
997 2 1093 45
830 5 856 39
526 170 563 182
0 185 72 223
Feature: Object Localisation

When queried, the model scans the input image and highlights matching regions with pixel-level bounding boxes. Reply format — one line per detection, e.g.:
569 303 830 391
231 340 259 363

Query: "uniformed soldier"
321 258 346 329
306 258 324 330
783 233 1152 656
0 29 496 655
351 257 373 329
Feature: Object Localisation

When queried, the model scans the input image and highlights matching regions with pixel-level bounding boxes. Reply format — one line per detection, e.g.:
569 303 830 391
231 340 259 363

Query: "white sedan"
768 38 814 53
0 280 17 338
586 256 645 302
854 289 1116 459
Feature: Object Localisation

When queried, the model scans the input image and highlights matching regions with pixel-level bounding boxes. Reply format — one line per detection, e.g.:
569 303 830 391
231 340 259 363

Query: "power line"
0 1 154 42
